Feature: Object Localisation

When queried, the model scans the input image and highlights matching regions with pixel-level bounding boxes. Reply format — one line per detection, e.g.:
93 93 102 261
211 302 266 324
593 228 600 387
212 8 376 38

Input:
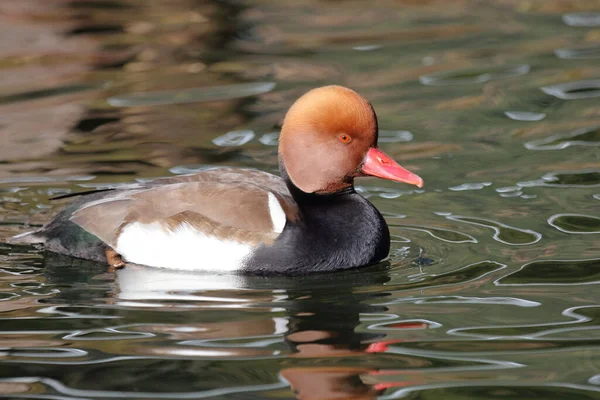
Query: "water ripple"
0 176 95 186
0 292 20 301
369 319 442 330
518 169 600 188
396 225 477 243
505 111 546 121
378 130 414 143
381 383 600 400
63 325 156 341
352 44 382 51
388 261 507 291
448 305 599 340
107 82 276 107
181 334 283 348
37 305 120 319
378 345 523 370
525 126 600 150
548 213 600 234
212 130 255 147
0 83 100 105
449 182 492 191
356 186 422 199
258 132 279 146
495 186 523 197
562 12 600 27
0 376 289 399
555 44 600 59
0 347 87 359
380 296 540 308
446 215 542 245
541 80 600 100
419 65 529 86
496 259 600 286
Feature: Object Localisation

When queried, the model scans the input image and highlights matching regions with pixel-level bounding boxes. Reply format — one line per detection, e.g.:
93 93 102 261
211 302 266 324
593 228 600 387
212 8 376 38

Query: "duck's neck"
279 163 355 200
243 164 390 275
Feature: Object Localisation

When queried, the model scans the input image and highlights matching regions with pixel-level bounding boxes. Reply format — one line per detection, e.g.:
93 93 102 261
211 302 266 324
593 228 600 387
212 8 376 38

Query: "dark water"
1 0 600 398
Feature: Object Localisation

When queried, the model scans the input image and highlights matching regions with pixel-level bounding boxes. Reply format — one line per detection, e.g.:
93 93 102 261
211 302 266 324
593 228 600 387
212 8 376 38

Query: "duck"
11 85 423 275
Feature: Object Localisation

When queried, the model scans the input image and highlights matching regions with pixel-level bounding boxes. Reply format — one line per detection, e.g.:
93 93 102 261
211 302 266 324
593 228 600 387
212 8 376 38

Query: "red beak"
362 147 423 188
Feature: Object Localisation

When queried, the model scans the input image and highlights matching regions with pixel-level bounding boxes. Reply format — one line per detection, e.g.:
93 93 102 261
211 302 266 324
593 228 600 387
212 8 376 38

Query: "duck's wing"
143 168 290 193
69 174 298 249
50 168 288 200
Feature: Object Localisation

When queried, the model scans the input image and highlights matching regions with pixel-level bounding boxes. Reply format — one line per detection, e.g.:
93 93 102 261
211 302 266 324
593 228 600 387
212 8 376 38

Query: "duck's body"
21 167 390 275
12 86 422 275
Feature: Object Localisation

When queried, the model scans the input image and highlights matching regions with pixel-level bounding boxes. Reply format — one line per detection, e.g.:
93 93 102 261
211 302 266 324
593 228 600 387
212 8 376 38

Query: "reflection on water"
1 0 600 398
541 79 600 100
212 130 256 147
497 258 600 286
548 213 600 234
107 82 276 107
519 169 600 188
419 65 530 86
504 111 546 122
393 224 477 244
555 44 600 59
445 215 541 245
562 12 600 27
525 126 600 150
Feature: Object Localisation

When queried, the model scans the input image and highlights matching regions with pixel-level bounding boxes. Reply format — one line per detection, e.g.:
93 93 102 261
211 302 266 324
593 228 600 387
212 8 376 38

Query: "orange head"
279 85 423 194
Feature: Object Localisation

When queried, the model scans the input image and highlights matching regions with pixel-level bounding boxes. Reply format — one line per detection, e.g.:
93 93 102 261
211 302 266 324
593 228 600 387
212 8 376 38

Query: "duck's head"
279 85 423 194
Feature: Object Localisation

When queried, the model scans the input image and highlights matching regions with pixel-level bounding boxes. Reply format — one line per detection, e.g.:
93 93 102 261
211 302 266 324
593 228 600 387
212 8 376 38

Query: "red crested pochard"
12 86 423 275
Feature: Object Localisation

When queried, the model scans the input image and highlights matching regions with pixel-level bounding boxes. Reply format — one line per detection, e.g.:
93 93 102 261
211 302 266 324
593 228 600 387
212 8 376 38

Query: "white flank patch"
267 192 286 233
116 221 252 272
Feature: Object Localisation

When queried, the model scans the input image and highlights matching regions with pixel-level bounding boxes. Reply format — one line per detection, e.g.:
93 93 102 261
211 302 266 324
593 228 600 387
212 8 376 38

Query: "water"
1 0 600 398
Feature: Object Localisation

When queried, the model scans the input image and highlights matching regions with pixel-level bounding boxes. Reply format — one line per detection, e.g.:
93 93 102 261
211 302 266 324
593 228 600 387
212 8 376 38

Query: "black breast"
243 190 390 275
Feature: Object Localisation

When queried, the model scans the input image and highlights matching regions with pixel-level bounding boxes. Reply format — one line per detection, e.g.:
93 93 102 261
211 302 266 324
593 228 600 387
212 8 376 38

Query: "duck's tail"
8 230 45 244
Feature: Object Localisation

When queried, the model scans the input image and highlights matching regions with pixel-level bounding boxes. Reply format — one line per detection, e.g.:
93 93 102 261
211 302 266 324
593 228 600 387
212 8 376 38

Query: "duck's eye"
338 134 352 144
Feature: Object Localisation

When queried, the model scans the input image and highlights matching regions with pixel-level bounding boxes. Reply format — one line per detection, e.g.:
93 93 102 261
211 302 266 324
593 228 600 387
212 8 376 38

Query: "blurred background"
1 1 600 399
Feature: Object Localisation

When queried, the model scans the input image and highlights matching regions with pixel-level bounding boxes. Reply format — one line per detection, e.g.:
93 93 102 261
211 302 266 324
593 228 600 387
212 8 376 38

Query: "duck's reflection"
115 264 399 399
281 290 384 399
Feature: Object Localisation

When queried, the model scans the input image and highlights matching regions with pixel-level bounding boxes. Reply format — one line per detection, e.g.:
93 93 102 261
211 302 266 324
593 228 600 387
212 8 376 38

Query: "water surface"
1 0 600 398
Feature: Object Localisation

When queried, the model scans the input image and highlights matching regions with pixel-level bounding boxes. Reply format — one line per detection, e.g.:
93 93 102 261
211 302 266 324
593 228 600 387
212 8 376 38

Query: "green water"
1 0 600 398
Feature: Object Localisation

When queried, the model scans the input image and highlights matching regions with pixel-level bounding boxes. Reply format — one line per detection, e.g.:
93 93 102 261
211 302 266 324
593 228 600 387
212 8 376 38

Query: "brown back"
70 169 298 246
